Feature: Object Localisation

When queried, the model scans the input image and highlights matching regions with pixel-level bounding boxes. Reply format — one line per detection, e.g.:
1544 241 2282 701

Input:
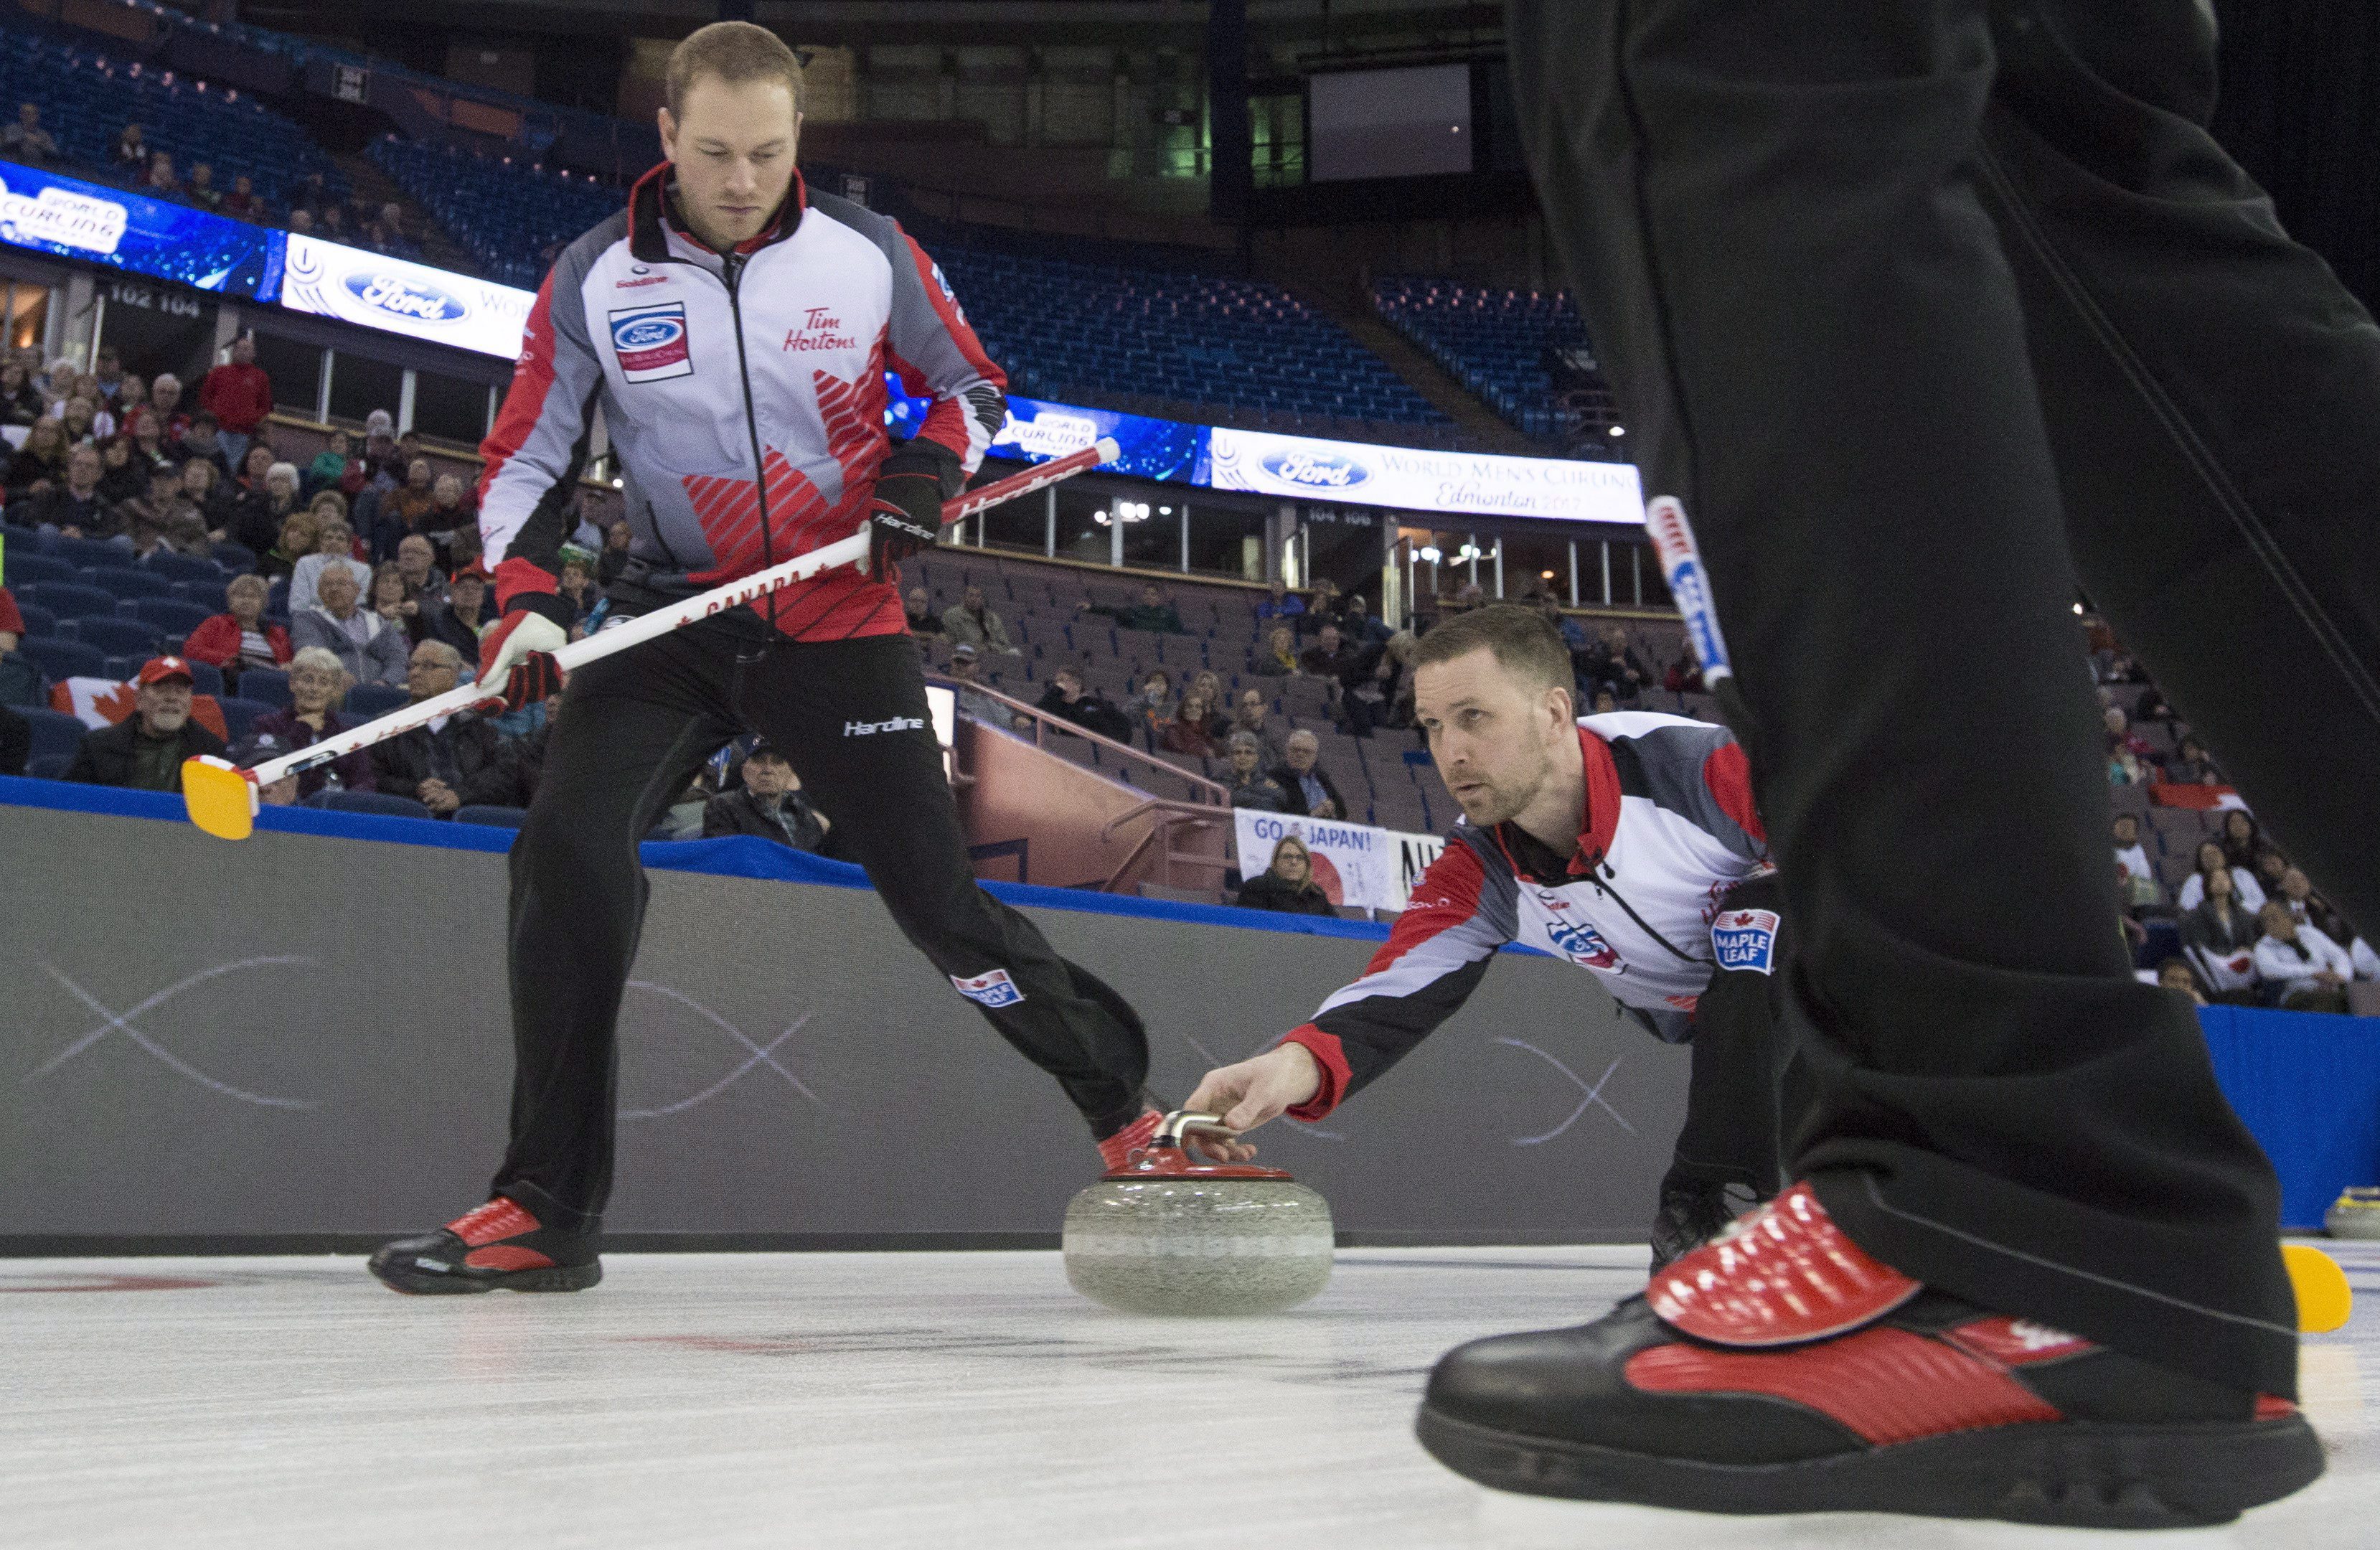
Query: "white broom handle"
245 438 1118 788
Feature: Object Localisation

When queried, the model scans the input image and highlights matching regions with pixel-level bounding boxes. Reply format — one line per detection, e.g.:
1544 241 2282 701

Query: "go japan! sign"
1234 809 1444 915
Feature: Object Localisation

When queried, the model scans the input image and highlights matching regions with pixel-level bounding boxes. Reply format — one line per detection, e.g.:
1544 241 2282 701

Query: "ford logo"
344 271 468 324
1261 450 1368 489
616 317 682 349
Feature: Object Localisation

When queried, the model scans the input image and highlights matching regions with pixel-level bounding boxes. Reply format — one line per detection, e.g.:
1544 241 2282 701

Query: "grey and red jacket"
1283 712 1774 1119
476 164 1007 641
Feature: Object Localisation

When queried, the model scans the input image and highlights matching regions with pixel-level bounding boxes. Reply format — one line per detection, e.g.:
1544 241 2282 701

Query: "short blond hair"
667 21 802 118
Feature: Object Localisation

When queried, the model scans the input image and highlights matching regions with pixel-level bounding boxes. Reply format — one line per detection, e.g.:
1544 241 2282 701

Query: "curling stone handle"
1154 1109 1239 1149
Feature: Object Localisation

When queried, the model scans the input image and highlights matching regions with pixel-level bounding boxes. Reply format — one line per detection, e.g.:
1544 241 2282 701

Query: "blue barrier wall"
2201 1005 2380 1229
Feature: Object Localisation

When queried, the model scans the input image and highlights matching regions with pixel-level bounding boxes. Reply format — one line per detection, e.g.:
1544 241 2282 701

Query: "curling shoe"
1417 1183 2322 1528
1096 1107 1165 1174
369 1197 602 1295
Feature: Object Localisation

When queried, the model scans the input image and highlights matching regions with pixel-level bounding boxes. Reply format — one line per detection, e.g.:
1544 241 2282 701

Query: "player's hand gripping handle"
1182 1042 1322 1162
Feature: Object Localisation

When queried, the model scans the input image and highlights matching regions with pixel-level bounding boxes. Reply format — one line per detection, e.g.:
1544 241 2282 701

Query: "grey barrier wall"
0 802 1688 1249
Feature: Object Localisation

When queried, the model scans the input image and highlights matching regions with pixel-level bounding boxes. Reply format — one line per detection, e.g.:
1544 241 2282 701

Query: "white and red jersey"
1283 713 1772 1118
476 164 1006 642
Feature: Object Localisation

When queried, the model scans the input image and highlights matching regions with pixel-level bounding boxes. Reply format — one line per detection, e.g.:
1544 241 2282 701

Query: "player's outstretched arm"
1182 1043 1321 1162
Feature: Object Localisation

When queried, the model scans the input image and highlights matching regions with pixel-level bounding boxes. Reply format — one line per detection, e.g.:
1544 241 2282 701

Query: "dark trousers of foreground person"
494 624 1152 1232
1508 0 2379 1404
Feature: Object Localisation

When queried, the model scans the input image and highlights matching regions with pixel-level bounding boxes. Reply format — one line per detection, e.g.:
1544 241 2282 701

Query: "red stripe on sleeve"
1361 840 1490 977
475 273 560 509
1281 1025 1350 1121
1702 741 1767 843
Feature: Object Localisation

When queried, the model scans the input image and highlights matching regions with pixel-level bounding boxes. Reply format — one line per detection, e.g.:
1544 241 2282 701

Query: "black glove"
867 464 944 577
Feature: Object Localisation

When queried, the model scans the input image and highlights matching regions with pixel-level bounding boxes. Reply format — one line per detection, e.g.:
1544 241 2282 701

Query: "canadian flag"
50 677 230 740
2148 782 2247 812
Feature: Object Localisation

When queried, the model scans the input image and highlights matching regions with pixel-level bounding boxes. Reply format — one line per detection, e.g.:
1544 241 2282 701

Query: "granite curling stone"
1063 1110 1334 1315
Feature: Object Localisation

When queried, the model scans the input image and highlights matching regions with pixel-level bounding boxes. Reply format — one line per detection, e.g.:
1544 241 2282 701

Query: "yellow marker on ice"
2282 1242 2352 1334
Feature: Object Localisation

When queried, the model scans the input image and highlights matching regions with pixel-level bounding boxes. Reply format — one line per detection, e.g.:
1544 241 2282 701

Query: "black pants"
491 621 1152 1233
1508 0 2380 1397
1665 874 1794 1202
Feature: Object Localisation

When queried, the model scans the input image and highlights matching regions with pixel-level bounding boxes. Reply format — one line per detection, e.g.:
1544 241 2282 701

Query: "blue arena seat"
212 696 275 742
18 582 116 621
14 601 54 637
2 550 77 588
184 661 225 700
72 615 165 659
25 751 71 780
211 541 258 576
131 598 217 639
15 635 103 682
90 567 177 603
238 668 291 708
45 536 123 570
343 682 410 720
21 707 87 764
452 804 527 828
142 552 226 588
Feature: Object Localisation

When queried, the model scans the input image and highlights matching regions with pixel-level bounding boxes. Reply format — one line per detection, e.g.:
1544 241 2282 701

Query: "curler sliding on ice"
177 437 1116 842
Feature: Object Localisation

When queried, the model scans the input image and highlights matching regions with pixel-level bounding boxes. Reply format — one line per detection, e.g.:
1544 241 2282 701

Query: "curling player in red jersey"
1186 605 1797 1271
370 23 1162 1296
1370 0 2364 1526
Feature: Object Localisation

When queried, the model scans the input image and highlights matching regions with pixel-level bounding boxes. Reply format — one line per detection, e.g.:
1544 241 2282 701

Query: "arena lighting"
1609 425 1626 437
1541 569 1556 580
1418 546 1442 563
2074 602 2085 614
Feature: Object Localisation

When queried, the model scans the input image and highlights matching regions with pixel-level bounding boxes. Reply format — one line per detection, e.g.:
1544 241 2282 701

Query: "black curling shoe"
368 1197 601 1295
1419 1185 2323 1528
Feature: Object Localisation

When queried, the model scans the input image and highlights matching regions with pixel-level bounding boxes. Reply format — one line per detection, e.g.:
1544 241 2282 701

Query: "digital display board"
0 158 277 296
276 233 537 360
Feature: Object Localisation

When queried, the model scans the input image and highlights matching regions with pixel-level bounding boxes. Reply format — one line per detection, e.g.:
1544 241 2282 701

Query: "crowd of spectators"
5 102 429 262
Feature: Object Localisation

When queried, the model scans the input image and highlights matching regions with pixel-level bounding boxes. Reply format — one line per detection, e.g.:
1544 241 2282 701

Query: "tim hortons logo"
785 307 857 353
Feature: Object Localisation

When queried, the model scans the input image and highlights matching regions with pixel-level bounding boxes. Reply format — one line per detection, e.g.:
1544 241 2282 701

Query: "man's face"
1414 647 1574 829
398 537 433 577
1237 690 1264 724
182 461 211 497
152 378 179 411
1230 741 1259 776
952 654 977 680
67 447 98 491
408 645 460 702
232 336 255 366
1139 584 1161 607
743 753 794 799
450 578 486 616
17 105 34 128
1285 734 1317 774
659 74 801 250
1055 671 1082 702
2158 962 2196 995
138 680 192 733
907 586 929 614
317 568 359 615
2283 867 2312 903
433 475 463 507
258 772 299 807
1346 598 1367 620
2103 706 2127 736
2262 905 2297 942
2112 817 2137 847
1317 625 1341 652
963 585 984 611
405 459 431 489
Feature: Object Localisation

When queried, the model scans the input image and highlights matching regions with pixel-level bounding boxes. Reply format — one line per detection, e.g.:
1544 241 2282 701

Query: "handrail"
931 676 1229 805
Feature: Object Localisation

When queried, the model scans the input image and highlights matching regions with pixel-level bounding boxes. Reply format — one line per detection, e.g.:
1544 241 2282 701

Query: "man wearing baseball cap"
63 657 225 792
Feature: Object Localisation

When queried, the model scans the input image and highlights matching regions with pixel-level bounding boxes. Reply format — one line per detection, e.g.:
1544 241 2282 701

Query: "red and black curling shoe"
1416 1183 2323 1528
1096 1106 1166 1175
368 1198 602 1295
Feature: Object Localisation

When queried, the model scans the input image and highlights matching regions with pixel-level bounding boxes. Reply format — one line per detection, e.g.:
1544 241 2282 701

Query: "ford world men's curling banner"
0 156 1636 524
0 159 278 296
